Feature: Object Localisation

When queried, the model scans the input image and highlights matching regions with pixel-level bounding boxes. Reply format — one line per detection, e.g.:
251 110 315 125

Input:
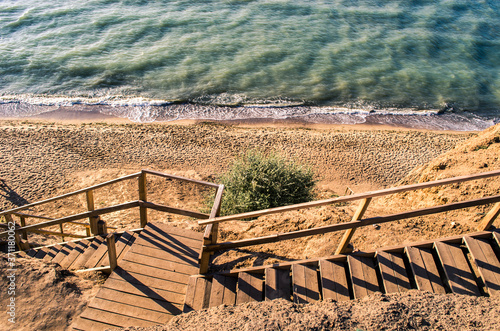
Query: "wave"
0 94 497 131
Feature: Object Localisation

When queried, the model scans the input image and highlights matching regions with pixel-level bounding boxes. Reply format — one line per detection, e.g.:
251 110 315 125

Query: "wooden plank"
183 276 212 312
102 277 186 304
319 260 350 301
72 316 122 331
139 172 148 227
138 230 202 251
197 169 500 226
464 236 500 296
209 275 237 307
122 251 198 275
96 287 183 314
51 241 76 265
265 267 292 301
89 297 172 325
58 239 90 269
143 222 204 242
377 251 411 294
292 264 320 303
406 246 446 294
435 241 481 296
127 243 199 267
71 236 105 269
347 255 380 299
203 195 500 252
142 169 220 188
236 272 264 304
78 307 158 328
123 250 198 276
117 260 192 285
335 198 372 254
26 249 38 257
109 269 187 295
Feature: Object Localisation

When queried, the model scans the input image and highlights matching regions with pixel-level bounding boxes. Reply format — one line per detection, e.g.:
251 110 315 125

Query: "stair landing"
72 222 203 330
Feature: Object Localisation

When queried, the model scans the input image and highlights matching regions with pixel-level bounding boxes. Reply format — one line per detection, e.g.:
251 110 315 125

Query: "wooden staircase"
184 230 500 311
71 222 203 330
16 230 140 271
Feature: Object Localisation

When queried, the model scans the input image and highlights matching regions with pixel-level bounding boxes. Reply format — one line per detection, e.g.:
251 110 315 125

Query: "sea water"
0 0 499 129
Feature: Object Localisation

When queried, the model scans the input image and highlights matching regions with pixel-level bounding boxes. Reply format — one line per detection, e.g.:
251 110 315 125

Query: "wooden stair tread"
77 307 159 328
83 235 112 269
126 241 199 267
59 239 90 269
347 255 380 299
209 274 237 307
464 236 500 296
319 259 350 301
376 251 411 294
88 297 172 324
292 264 321 303
265 267 292 301
236 272 264 304
71 236 106 270
406 246 446 294
435 241 481 296
51 241 77 265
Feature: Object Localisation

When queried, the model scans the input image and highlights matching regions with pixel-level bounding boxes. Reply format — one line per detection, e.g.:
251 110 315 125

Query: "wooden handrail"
202 194 500 252
0 201 141 236
198 169 500 226
139 201 210 219
142 169 220 188
0 172 142 217
0 169 219 217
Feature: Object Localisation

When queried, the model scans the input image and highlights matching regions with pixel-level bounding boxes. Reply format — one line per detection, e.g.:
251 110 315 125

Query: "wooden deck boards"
72 223 204 331
463 236 500 296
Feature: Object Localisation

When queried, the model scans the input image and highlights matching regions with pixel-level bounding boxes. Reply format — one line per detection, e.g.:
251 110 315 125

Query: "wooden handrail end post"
139 172 148 227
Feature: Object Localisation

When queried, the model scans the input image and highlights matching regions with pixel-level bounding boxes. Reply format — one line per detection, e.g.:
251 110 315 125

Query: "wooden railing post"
97 219 108 235
19 216 27 240
335 197 372 255
86 190 95 234
59 223 65 242
138 172 148 228
106 234 117 273
199 184 224 274
478 202 500 231
89 216 99 235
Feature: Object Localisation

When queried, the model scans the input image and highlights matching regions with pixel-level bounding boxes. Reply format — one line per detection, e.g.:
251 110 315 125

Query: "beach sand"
2 118 500 330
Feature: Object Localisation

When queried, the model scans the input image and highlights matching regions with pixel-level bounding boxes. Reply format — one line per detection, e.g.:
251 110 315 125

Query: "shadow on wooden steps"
184 230 500 313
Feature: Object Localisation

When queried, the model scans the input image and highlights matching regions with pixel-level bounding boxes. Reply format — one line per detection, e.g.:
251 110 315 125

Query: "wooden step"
463 236 500 296
59 239 90 269
292 264 321 303
236 272 264 304
376 251 411 294
84 234 113 269
209 275 237 307
183 276 212 312
319 259 350 301
71 236 106 270
98 231 135 267
435 241 481 296
265 267 291 301
406 246 446 294
347 255 380 299
52 241 77 265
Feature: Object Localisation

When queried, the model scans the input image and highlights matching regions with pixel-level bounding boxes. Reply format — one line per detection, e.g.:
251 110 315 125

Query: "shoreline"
0 102 496 132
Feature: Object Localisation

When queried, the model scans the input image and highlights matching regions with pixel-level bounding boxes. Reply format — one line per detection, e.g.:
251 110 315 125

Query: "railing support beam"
335 198 372 255
478 202 500 231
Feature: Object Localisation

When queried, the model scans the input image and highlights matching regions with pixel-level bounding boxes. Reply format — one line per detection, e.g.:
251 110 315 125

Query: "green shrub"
219 150 316 215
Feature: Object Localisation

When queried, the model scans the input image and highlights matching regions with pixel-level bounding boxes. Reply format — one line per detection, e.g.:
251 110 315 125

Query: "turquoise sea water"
0 0 499 125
